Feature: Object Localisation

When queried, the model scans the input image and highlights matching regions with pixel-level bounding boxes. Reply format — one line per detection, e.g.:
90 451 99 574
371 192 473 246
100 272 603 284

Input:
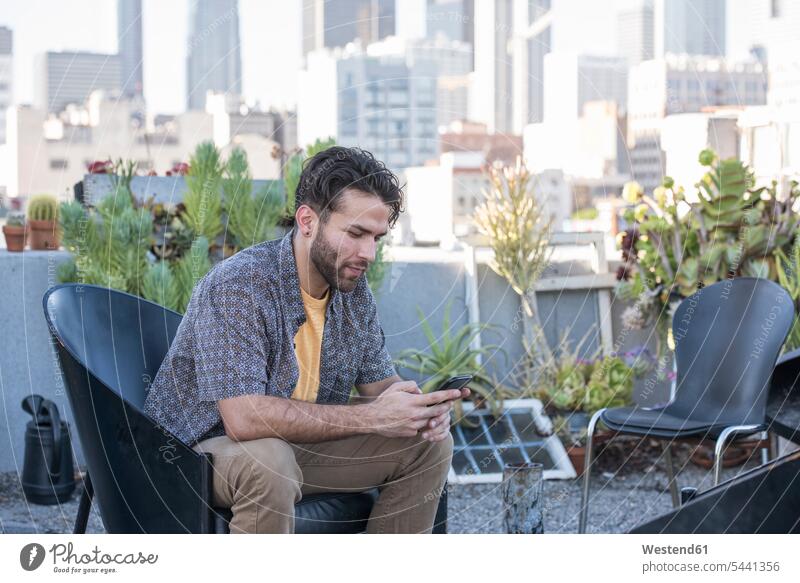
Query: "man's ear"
296 204 318 236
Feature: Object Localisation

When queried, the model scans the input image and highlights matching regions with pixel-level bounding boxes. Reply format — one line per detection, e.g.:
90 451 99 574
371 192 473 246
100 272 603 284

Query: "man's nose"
358 239 377 263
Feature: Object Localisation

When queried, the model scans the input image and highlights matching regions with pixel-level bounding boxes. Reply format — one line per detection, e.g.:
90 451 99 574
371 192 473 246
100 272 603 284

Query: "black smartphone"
436 374 473 392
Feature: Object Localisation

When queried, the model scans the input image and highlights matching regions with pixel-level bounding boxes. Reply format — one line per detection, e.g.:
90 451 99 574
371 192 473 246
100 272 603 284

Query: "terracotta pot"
3 224 28 252
567 444 587 477
28 219 61 250
565 431 614 478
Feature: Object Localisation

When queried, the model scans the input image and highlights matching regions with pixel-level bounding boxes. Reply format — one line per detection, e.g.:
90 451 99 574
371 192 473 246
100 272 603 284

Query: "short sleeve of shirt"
355 286 397 386
192 269 270 402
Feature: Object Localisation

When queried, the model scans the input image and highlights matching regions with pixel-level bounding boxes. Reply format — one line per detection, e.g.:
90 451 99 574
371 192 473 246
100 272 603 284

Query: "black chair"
578 278 794 533
42 283 447 534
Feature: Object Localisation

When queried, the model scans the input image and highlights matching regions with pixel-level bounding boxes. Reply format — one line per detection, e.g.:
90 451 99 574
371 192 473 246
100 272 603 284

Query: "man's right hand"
366 381 462 438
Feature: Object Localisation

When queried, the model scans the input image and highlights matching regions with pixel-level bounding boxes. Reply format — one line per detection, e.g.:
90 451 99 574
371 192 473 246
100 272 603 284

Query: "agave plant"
394 300 510 426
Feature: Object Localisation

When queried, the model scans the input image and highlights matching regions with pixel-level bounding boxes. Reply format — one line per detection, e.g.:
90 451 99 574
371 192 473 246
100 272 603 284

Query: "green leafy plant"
775 238 800 351
283 137 336 220
58 189 153 294
394 300 510 426
222 147 284 250
28 194 59 221
183 142 224 246
618 149 800 353
515 326 635 415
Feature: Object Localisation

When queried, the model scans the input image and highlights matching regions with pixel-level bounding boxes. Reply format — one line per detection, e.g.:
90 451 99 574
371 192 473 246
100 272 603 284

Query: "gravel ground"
0 440 764 534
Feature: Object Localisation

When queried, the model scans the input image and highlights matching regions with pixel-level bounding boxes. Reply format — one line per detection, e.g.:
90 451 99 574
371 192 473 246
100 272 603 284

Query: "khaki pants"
191 431 453 534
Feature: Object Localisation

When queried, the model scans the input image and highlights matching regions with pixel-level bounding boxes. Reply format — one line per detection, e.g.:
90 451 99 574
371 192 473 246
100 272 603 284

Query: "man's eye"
348 231 361 238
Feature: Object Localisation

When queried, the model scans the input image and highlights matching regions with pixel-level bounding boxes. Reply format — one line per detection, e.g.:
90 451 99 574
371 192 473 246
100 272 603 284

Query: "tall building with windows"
118 0 144 99
471 0 551 134
0 27 12 145
298 43 439 170
34 51 121 114
617 0 654 65
627 54 766 193
654 0 725 57
186 0 242 111
302 0 396 57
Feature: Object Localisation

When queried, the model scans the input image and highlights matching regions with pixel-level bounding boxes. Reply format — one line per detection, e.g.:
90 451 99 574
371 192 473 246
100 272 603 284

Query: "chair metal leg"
73 472 94 534
760 430 770 465
663 442 680 508
768 431 779 460
713 425 763 486
578 408 607 534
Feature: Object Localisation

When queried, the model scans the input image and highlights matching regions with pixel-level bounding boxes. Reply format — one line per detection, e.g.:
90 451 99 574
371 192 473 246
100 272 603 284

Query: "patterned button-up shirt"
143 229 397 447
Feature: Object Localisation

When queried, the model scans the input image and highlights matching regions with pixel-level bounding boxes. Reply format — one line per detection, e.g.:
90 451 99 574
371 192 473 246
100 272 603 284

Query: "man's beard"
309 230 366 292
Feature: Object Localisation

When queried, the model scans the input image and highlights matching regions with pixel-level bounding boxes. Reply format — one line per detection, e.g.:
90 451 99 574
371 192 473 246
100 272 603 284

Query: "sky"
0 0 745 116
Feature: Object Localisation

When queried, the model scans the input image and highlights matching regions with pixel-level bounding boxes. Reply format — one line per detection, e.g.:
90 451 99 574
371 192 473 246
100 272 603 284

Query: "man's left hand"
420 387 469 442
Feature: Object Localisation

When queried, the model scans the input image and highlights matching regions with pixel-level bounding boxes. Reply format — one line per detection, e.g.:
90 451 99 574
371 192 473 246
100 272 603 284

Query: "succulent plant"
6 212 25 227
27 194 59 222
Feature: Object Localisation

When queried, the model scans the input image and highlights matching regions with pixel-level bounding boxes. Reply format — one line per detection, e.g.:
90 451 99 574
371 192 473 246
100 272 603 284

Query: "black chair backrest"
667 277 794 427
42 284 213 533
43 284 182 411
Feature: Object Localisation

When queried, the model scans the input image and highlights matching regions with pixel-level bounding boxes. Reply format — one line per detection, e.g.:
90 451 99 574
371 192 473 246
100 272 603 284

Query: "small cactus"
27 194 59 222
6 212 25 227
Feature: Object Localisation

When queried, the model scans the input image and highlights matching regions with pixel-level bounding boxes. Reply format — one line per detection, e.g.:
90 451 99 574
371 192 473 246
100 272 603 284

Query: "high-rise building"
0 27 12 145
654 0 725 58
511 0 551 132
470 0 512 133
298 43 439 170
471 0 551 134
627 54 766 193
617 0 654 65
728 0 800 63
35 51 121 114
543 53 629 122
186 0 242 111
118 0 144 99
302 0 396 57
368 35 472 128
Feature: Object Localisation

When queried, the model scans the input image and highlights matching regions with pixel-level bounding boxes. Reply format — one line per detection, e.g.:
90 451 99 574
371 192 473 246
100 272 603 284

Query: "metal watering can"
21 395 76 504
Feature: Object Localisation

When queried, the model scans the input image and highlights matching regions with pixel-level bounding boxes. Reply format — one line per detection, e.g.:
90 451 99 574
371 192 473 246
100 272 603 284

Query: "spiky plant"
28 195 59 221
394 300 510 427
474 157 552 356
183 142 224 246
222 147 283 250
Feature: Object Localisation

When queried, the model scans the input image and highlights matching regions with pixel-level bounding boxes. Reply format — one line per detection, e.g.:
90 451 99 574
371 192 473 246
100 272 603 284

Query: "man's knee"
411 432 454 476
242 438 302 497
211 437 302 503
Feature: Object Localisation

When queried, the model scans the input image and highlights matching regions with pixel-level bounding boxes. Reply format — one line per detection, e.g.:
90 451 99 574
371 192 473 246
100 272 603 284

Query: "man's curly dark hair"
293 146 405 229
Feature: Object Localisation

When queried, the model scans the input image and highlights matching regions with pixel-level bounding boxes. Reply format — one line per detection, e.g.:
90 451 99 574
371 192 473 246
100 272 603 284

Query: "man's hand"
366 381 470 441
421 387 470 442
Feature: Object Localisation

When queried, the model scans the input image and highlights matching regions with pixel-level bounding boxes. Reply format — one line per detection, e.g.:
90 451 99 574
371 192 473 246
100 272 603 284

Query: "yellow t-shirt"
290 286 330 402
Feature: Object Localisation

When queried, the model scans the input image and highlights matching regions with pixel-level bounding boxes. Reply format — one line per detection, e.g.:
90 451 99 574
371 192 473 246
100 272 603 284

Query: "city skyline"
0 0 684 116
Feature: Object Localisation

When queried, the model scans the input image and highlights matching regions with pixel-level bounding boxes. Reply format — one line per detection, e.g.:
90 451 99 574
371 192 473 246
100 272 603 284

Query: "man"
143 146 468 534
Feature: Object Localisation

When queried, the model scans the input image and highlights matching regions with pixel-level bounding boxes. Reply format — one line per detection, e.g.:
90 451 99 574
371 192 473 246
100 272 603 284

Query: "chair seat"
601 407 765 439
212 488 380 534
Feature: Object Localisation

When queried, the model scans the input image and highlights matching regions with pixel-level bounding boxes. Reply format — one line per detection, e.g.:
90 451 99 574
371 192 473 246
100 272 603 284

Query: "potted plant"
27 194 61 250
552 415 589 476
393 299 511 427
3 211 27 252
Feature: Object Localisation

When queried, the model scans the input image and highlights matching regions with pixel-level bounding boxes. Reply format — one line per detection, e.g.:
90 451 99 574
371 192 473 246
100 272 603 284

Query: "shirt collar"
278 228 341 327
